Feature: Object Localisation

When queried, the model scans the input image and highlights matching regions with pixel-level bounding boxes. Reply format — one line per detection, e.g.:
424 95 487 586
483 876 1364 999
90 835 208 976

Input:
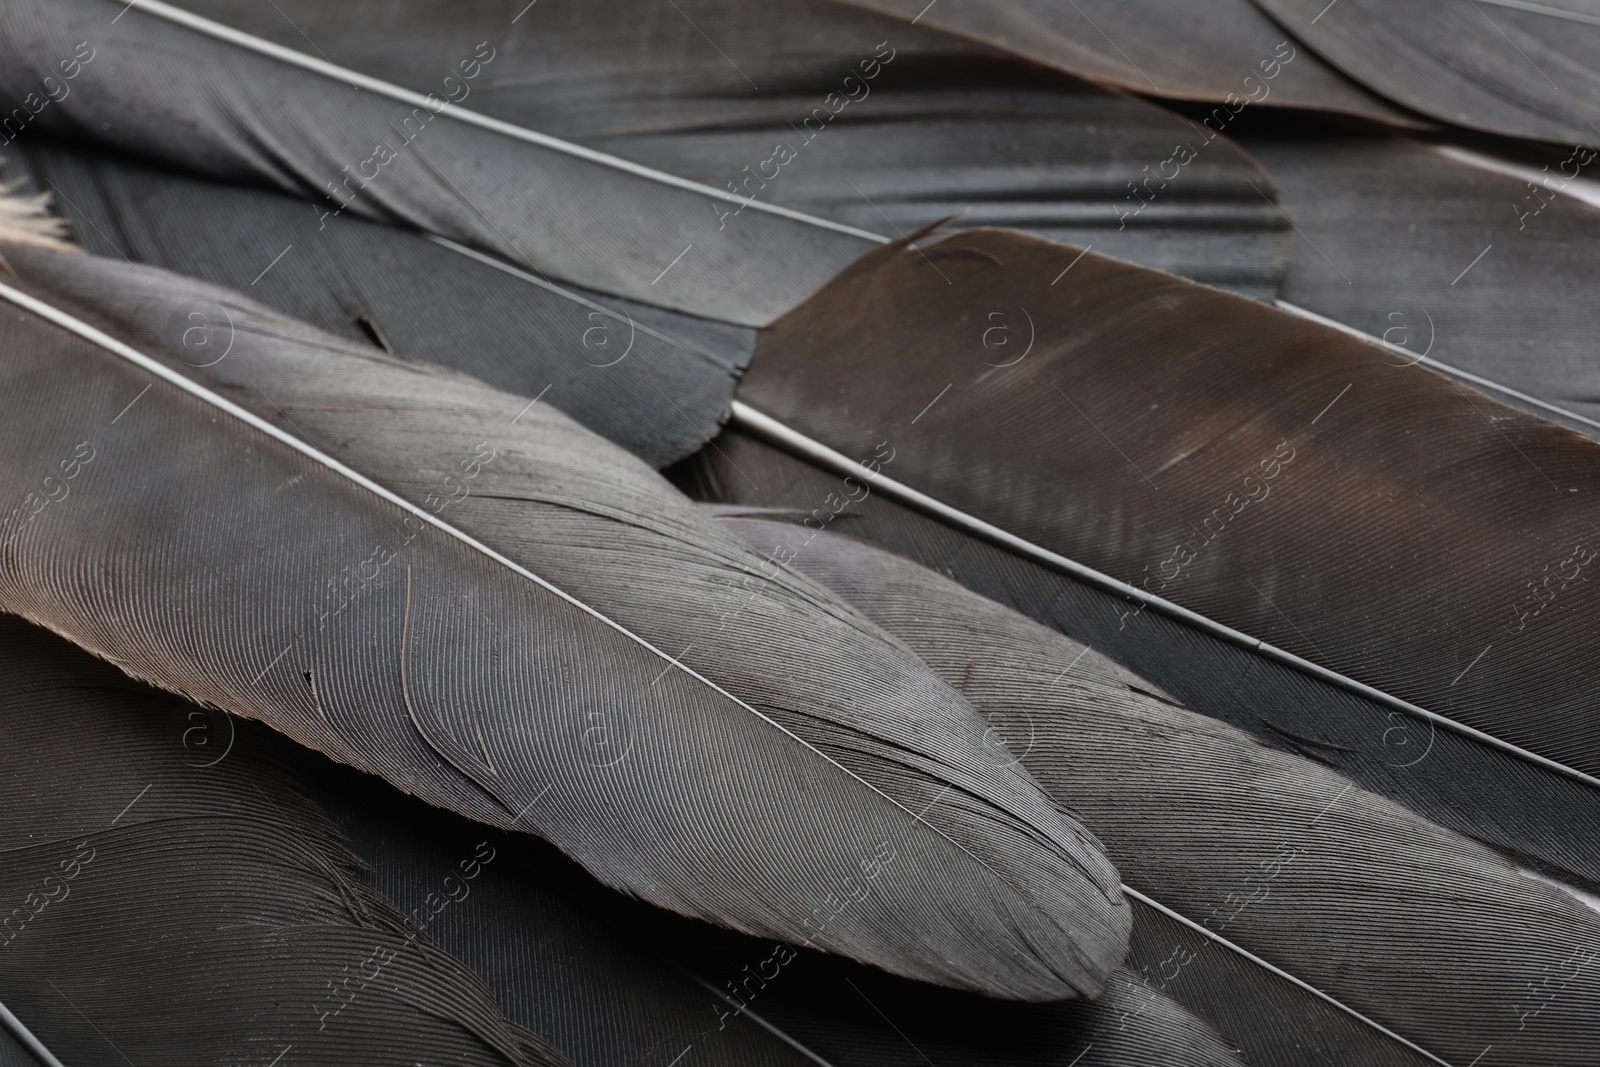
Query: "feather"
833 0 1419 124
168 0 1414 128
0 236 1129 1001
0 184 68 253
673 430 1600 919
733 225 1600 784
675 875 1437 1067
297 714 1249 1067
717 513 1600 1066
1250 0 1600 144
0 0 879 327
0 1020 44 1067
1234 133 1600 438
128 0 1294 299
1 138 752 468
0 608 1239 1067
0 615 566 1067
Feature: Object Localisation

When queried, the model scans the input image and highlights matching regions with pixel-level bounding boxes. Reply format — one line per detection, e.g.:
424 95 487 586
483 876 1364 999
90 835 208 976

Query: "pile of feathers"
2 2 1599 1065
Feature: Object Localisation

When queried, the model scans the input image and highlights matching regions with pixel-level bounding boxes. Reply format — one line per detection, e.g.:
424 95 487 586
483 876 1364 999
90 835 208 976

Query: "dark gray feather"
1238 133 1600 439
718 513 1600 1066
146 0 1296 299
736 226 1600 784
0 616 566 1067
2 138 751 468
0 0 876 326
0 239 1129 1000
1251 0 1600 144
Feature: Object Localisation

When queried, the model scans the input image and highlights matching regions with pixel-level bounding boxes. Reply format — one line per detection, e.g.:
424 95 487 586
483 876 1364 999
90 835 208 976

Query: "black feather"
0 616 566 1067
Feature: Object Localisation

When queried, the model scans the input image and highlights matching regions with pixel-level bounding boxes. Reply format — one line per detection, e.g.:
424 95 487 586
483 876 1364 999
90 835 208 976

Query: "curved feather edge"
296 701 1251 1067
0 240 1129 1000
0 615 567 1067
718 513 1600 1066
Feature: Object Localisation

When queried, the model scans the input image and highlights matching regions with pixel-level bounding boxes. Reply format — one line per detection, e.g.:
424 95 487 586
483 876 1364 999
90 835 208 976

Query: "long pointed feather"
0 238 1129 1000
719 513 1600 1066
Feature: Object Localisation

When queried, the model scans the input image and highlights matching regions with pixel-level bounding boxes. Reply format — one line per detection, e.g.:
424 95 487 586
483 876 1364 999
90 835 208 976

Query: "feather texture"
2 139 750 467
719 513 1600 1066
0 0 877 327
1237 134 1600 438
0 239 1128 1000
148 0 1294 299
168 0 1413 128
0 1021 43 1067
1252 0 1600 144
832 0 1419 124
0 615 566 1067
735 226 1600 781
673 430 1600 927
300 718 1249 1067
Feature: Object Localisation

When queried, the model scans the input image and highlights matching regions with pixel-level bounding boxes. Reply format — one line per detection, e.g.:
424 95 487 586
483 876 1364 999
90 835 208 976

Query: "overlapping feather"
719 513 1600 1066
0 615 566 1067
0 234 1128 1000
736 226 1600 780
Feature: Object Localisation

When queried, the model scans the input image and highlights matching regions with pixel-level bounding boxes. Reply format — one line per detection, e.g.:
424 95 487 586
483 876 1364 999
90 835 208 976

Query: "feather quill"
1236 133 1600 438
673 429 1600 923
734 225 1600 783
0 615 566 1067
129 0 1293 298
0 236 1128 1000
1 139 751 467
718 513 1600 1066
